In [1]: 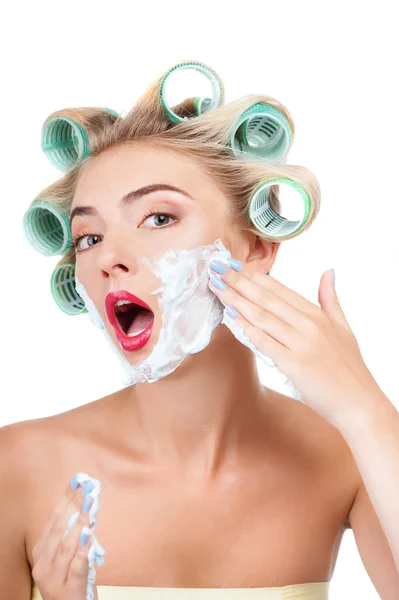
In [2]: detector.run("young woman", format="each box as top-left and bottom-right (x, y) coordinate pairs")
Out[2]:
(2, 60), (398, 600)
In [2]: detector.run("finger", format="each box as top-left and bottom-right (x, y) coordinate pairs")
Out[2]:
(209, 263), (315, 330)
(32, 475), (83, 561)
(209, 274), (300, 350)
(66, 525), (92, 591)
(211, 259), (320, 317)
(222, 298), (290, 366)
(55, 495), (94, 585)
(45, 481), (94, 568)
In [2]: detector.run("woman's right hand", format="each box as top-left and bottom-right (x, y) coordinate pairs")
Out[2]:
(31, 477), (99, 600)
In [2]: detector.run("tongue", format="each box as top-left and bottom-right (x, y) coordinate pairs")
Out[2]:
(127, 308), (154, 336)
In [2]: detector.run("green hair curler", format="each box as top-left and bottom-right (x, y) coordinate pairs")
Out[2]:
(193, 96), (213, 116)
(160, 60), (224, 123)
(41, 116), (90, 171)
(41, 107), (119, 171)
(50, 263), (87, 316)
(248, 178), (311, 239)
(23, 199), (71, 256)
(231, 102), (293, 162)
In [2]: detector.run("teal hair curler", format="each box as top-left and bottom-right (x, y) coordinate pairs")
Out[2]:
(230, 102), (293, 163)
(193, 96), (213, 116)
(248, 178), (312, 239)
(23, 199), (71, 256)
(41, 116), (90, 171)
(41, 107), (119, 172)
(50, 263), (87, 316)
(160, 60), (224, 123)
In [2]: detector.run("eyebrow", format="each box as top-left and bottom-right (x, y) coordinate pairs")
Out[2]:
(69, 183), (196, 227)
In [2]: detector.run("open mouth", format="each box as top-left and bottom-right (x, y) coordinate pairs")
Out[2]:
(105, 290), (155, 352)
(114, 300), (154, 337)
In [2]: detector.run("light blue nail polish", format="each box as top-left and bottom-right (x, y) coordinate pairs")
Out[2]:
(228, 258), (243, 272)
(82, 494), (93, 513)
(81, 480), (94, 496)
(80, 528), (89, 546)
(70, 474), (79, 490)
(226, 305), (239, 319)
(210, 259), (228, 274)
(210, 275), (227, 290)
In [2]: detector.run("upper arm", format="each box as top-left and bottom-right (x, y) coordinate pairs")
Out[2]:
(0, 422), (33, 599)
(349, 480), (399, 598)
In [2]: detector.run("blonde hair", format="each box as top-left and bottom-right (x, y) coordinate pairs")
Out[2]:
(33, 60), (321, 272)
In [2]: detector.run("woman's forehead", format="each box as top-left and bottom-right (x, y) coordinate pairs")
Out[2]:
(72, 144), (220, 208)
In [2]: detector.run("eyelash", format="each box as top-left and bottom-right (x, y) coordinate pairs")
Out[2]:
(71, 211), (177, 253)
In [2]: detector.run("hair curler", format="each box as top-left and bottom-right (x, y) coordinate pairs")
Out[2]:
(41, 107), (119, 172)
(248, 178), (312, 239)
(23, 199), (71, 256)
(50, 263), (87, 315)
(230, 102), (293, 163)
(159, 60), (224, 123)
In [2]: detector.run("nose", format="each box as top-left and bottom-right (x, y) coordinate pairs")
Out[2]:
(96, 226), (140, 278)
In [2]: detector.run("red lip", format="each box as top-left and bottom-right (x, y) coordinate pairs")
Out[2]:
(105, 290), (154, 352)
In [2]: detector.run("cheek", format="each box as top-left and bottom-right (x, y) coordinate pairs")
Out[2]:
(75, 261), (102, 307)
(171, 211), (229, 249)
(75, 261), (92, 287)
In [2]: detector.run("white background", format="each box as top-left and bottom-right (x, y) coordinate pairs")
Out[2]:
(1, 1), (398, 598)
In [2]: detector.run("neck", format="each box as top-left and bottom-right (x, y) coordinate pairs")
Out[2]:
(115, 327), (272, 485)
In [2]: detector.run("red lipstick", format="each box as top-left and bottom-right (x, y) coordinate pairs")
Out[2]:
(105, 290), (154, 352)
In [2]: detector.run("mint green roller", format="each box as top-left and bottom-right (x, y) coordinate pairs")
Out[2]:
(231, 102), (293, 163)
(248, 178), (311, 239)
(193, 96), (212, 115)
(41, 116), (90, 171)
(41, 108), (119, 171)
(160, 60), (224, 123)
(23, 199), (71, 256)
(50, 263), (87, 315)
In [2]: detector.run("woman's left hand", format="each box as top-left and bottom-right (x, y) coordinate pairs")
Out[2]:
(208, 258), (384, 427)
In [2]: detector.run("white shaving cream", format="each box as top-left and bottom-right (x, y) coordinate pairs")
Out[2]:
(75, 238), (301, 399)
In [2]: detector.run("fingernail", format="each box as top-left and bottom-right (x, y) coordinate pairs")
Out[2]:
(80, 525), (90, 546)
(82, 494), (93, 513)
(332, 269), (335, 287)
(227, 258), (243, 272)
(81, 480), (95, 496)
(226, 305), (239, 318)
(70, 474), (80, 490)
(210, 275), (227, 290)
(210, 259), (228, 274)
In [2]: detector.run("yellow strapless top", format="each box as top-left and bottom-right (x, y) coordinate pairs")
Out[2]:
(31, 580), (330, 599)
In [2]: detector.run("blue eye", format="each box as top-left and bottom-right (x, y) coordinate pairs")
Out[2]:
(141, 211), (177, 228)
(71, 232), (102, 253)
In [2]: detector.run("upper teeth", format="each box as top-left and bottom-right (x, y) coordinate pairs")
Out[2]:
(115, 300), (133, 306)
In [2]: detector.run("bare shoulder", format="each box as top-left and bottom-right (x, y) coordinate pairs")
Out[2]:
(0, 420), (45, 566)
(267, 389), (362, 525)
(271, 389), (359, 462)
(0, 418), (46, 479)
(0, 392), (115, 488)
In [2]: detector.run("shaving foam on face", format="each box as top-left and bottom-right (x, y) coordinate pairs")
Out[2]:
(75, 238), (301, 399)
